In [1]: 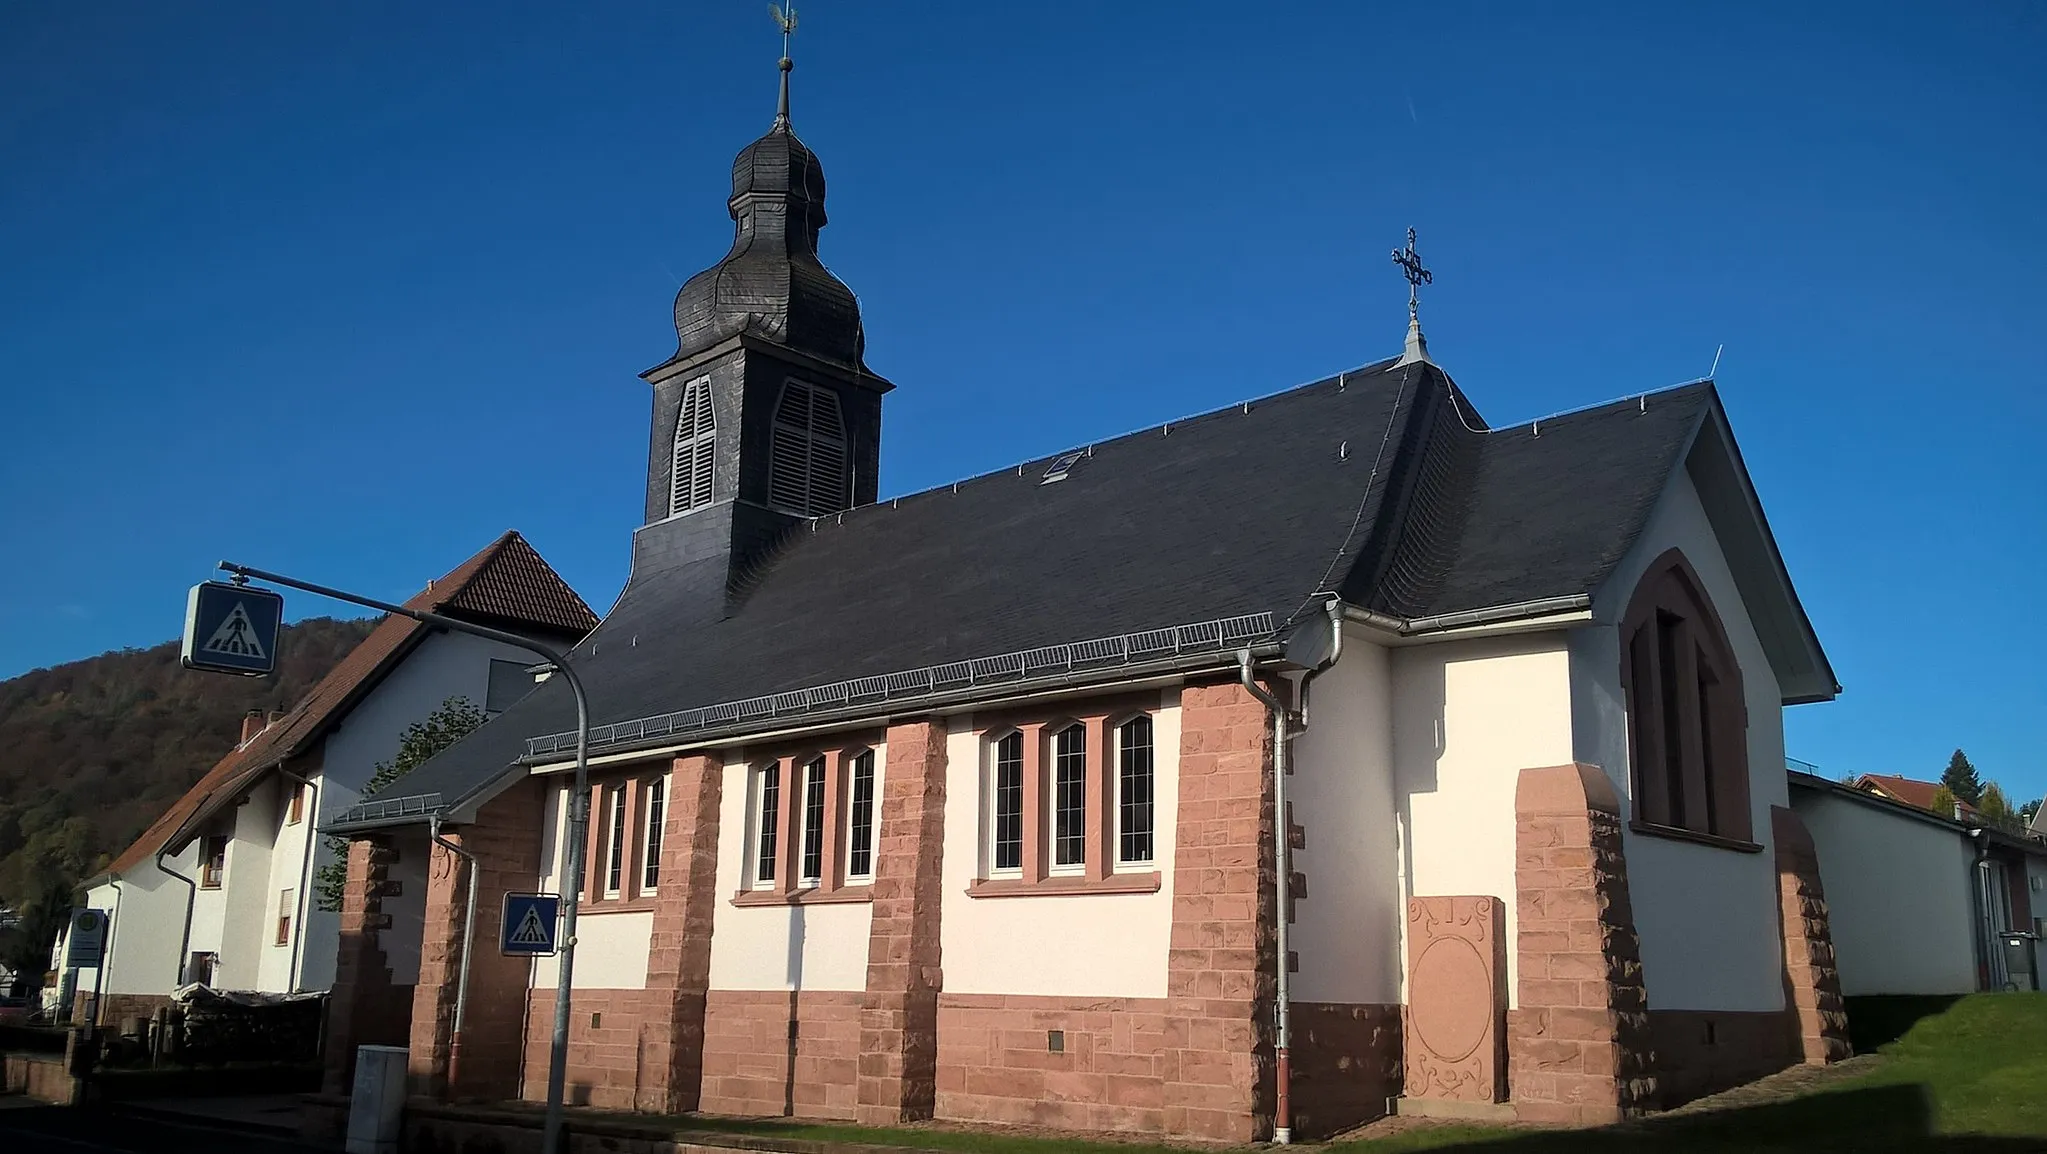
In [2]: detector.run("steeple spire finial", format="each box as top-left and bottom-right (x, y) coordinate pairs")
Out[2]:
(771, 3), (798, 129)
(1391, 227), (1434, 366)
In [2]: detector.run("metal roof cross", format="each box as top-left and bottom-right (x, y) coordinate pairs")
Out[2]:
(1391, 227), (1432, 320)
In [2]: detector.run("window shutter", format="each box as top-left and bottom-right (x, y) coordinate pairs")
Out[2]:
(669, 376), (716, 516)
(769, 381), (850, 516)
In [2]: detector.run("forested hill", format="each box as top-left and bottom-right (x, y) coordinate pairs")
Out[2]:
(0, 616), (376, 911)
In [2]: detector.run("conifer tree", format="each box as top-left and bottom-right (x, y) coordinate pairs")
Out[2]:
(1939, 749), (1984, 806)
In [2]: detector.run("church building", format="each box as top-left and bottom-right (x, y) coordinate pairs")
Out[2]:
(320, 35), (1850, 1142)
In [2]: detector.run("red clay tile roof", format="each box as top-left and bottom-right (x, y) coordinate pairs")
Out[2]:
(101, 532), (596, 876)
(1854, 773), (1981, 820)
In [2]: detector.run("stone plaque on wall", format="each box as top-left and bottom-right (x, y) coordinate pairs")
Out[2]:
(1403, 895), (1507, 1103)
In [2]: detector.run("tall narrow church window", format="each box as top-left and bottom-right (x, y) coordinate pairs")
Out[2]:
(1620, 549), (1752, 844)
(800, 755), (827, 884)
(768, 380), (848, 516)
(846, 749), (876, 881)
(754, 762), (781, 886)
(669, 375), (716, 516)
(640, 776), (665, 893)
(1117, 715), (1155, 865)
(1052, 725), (1087, 870)
(992, 732), (1024, 872)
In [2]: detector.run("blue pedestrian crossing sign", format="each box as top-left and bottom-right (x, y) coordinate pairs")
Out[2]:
(181, 581), (285, 677)
(502, 893), (560, 957)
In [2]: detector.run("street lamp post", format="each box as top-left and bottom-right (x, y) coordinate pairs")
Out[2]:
(214, 562), (592, 1154)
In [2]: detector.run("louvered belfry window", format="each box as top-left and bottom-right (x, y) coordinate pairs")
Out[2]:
(669, 375), (716, 516)
(768, 380), (848, 516)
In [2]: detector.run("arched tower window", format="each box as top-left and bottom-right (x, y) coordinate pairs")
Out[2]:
(1620, 549), (1752, 844)
(669, 375), (716, 516)
(768, 380), (847, 516)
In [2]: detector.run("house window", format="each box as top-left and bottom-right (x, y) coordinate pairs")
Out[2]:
(1117, 715), (1155, 865)
(201, 837), (228, 889)
(800, 756), (828, 884)
(754, 762), (781, 887)
(1621, 549), (1753, 844)
(603, 786), (627, 897)
(847, 749), (877, 881)
(669, 374), (716, 515)
(767, 380), (848, 516)
(641, 776), (665, 892)
(275, 888), (295, 947)
(286, 783), (305, 826)
(487, 659), (536, 715)
(1052, 725), (1087, 871)
(991, 732), (1025, 873)
(185, 952), (218, 987)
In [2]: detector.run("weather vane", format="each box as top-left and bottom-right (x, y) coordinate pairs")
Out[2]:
(1391, 227), (1432, 321)
(769, 4), (798, 127)
(772, 3), (798, 58)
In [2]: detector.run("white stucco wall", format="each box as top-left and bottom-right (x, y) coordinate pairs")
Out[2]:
(938, 694), (1181, 999)
(97, 845), (198, 995)
(1571, 467), (1790, 1013)
(1395, 635), (1574, 1009)
(1788, 788), (1978, 996)
(527, 775), (666, 990)
(256, 778), (314, 992)
(216, 779), (279, 990)
(1290, 634), (1401, 1005)
(706, 752), (876, 993)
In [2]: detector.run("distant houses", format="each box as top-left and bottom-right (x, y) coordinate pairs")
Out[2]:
(64, 532), (594, 1025)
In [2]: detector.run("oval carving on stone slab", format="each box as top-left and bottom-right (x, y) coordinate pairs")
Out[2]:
(1410, 936), (1492, 1063)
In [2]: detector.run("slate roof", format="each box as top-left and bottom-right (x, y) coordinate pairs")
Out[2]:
(102, 532), (597, 876)
(346, 361), (1735, 828)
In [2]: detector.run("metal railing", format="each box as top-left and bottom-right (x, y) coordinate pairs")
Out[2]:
(523, 611), (1276, 758)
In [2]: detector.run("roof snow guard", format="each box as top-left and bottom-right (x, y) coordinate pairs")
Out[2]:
(343, 792), (446, 824)
(522, 611), (1277, 759)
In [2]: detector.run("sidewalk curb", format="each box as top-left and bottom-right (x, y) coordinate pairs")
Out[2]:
(106, 1099), (305, 1141)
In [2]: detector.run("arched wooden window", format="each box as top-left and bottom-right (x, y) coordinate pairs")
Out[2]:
(669, 375), (716, 516)
(1620, 549), (1752, 844)
(768, 380), (847, 516)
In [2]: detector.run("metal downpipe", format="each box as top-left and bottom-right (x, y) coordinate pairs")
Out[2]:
(156, 851), (198, 990)
(1236, 596), (1344, 1145)
(430, 814), (481, 1094)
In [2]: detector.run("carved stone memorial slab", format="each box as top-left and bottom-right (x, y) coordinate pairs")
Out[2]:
(1403, 895), (1507, 1103)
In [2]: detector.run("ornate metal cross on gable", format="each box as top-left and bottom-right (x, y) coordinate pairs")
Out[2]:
(1391, 227), (1432, 319)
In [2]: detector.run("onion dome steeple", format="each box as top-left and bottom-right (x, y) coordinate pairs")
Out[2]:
(669, 9), (870, 374)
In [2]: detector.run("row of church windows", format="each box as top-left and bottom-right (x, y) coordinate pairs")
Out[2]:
(667, 375), (849, 520)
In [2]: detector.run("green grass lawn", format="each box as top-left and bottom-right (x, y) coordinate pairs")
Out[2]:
(547, 995), (2046, 1154)
(1329, 992), (2047, 1152)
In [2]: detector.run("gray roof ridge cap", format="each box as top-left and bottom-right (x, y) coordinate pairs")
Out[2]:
(1492, 377), (1714, 434)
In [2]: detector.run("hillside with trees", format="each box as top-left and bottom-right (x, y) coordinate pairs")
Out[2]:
(0, 617), (375, 918)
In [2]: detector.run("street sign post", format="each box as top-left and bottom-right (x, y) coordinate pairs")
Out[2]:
(68, 908), (107, 968)
(181, 581), (284, 676)
(501, 893), (560, 957)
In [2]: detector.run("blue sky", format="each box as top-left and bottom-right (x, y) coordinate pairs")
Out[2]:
(2, 4), (2041, 801)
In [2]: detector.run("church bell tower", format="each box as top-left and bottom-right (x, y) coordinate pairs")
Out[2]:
(633, 14), (891, 589)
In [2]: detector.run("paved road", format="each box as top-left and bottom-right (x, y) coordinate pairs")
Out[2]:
(0, 1099), (326, 1154)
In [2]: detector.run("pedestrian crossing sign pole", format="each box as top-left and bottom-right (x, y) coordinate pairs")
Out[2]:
(180, 580), (284, 676)
(502, 893), (560, 957)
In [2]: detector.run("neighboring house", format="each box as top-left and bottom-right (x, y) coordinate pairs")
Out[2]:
(77, 532), (596, 1025)
(1851, 773), (1981, 823)
(315, 48), (1853, 1142)
(1791, 770), (2047, 993)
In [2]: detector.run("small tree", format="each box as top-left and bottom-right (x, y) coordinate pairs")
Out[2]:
(1940, 749), (1983, 806)
(1930, 784), (1959, 821)
(1977, 783), (2019, 832)
(313, 696), (484, 913)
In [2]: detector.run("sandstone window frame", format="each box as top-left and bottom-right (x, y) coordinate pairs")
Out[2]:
(574, 769), (669, 912)
(844, 747), (880, 884)
(733, 739), (882, 907)
(1114, 712), (1157, 868)
(969, 703), (1164, 898)
(640, 774), (666, 894)
(1619, 548), (1760, 852)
